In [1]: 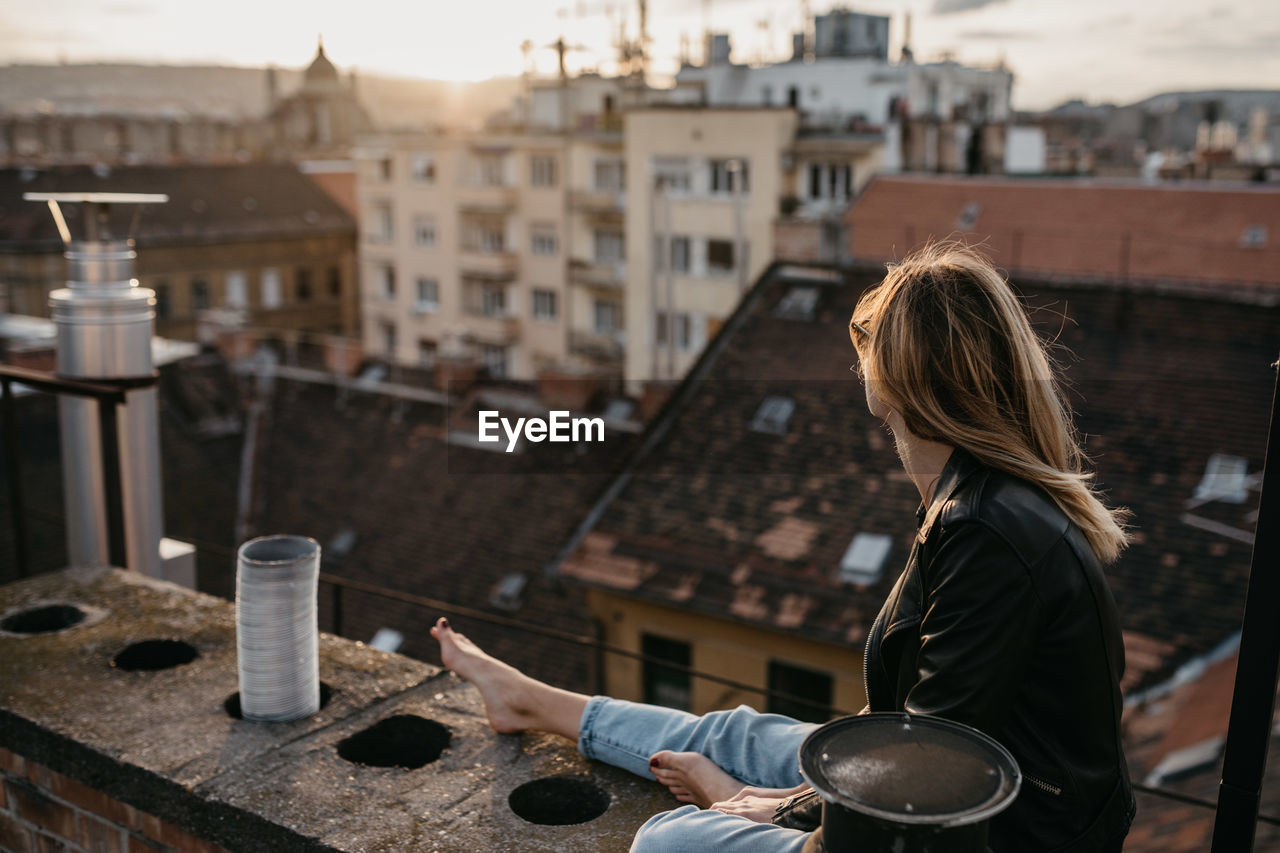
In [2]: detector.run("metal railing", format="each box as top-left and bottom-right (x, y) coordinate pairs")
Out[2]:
(0, 364), (155, 577)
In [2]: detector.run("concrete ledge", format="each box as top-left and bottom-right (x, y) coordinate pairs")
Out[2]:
(0, 568), (675, 851)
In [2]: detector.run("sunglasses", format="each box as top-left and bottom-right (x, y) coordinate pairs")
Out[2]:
(849, 318), (871, 374)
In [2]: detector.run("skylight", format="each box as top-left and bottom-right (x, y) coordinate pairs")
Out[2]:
(956, 201), (981, 230)
(1143, 735), (1225, 786)
(368, 628), (404, 653)
(839, 533), (893, 584)
(774, 286), (820, 320)
(750, 396), (796, 434)
(1240, 225), (1267, 249)
(1193, 454), (1249, 504)
(490, 572), (528, 611)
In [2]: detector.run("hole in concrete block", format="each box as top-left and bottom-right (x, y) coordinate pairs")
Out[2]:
(508, 776), (611, 825)
(1, 604), (85, 635)
(111, 640), (198, 672)
(336, 715), (450, 769)
(225, 683), (334, 719)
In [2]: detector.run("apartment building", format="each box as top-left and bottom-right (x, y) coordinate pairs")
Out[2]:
(356, 74), (663, 381)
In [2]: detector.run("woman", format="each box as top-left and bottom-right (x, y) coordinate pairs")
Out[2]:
(431, 243), (1136, 852)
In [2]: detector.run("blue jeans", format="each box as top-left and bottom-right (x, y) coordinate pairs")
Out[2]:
(577, 696), (819, 853)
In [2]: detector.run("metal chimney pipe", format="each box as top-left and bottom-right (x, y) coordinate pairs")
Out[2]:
(26, 192), (168, 578)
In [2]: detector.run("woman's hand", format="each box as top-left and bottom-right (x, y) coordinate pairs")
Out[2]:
(709, 784), (812, 824)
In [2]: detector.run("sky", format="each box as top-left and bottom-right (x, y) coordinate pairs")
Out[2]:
(1, 0), (1278, 110)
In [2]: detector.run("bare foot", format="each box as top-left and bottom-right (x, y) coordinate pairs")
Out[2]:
(429, 617), (543, 734)
(649, 751), (745, 808)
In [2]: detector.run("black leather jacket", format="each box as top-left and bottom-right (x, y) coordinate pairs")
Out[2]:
(863, 448), (1135, 852)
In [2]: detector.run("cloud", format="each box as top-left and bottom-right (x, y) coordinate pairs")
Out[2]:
(933, 0), (1009, 15)
(957, 29), (1041, 41)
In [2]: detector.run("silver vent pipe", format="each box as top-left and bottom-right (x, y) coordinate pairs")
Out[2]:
(24, 192), (168, 578)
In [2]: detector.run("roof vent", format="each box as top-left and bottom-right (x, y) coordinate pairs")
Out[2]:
(1194, 453), (1249, 504)
(1144, 735), (1225, 786)
(775, 286), (820, 320)
(956, 201), (981, 230)
(1240, 225), (1267, 249)
(839, 532), (893, 584)
(750, 396), (796, 435)
(490, 572), (528, 611)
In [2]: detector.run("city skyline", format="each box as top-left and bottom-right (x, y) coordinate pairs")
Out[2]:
(1, 0), (1278, 111)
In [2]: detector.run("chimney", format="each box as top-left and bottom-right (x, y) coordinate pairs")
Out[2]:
(26, 192), (168, 578)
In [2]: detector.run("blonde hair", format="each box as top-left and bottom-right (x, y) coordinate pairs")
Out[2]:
(850, 242), (1130, 563)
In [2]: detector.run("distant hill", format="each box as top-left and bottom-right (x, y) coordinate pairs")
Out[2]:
(1049, 89), (1280, 122)
(0, 63), (523, 131)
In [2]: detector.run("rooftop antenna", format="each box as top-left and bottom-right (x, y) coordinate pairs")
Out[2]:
(22, 192), (169, 579)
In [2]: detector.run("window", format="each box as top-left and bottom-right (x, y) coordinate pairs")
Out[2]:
(707, 239), (736, 273)
(477, 153), (505, 186)
(655, 311), (691, 350)
(768, 660), (832, 723)
(642, 633), (691, 710)
(653, 157), (691, 194)
(670, 236), (691, 273)
(191, 278), (210, 312)
(809, 163), (854, 201)
(380, 265), (396, 300)
(411, 153), (436, 183)
(261, 268), (282, 308)
(415, 277), (439, 312)
(465, 280), (507, 317)
(593, 299), (620, 334)
(153, 281), (171, 319)
(482, 344), (508, 378)
(788, 86), (799, 108)
(709, 159), (749, 195)
(377, 157), (392, 181)
(327, 266), (341, 298)
(414, 215), (437, 247)
(839, 532), (893, 584)
(531, 226), (559, 256)
(593, 159), (625, 192)
(532, 289), (558, 322)
(775, 286), (819, 320)
(225, 271), (247, 308)
(750, 396), (795, 435)
(417, 338), (437, 368)
(372, 201), (393, 242)
(295, 268), (312, 302)
(530, 154), (558, 187)
(593, 229), (625, 264)
(381, 321), (397, 357)
(464, 217), (507, 253)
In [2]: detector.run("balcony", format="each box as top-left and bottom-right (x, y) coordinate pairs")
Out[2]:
(569, 257), (626, 290)
(569, 188), (625, 215)
(459, 248), (519, 279)
(457, 184), (519, 212)
(569, 328), (624, 363)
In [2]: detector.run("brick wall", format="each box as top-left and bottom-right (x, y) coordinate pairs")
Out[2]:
(0, 747), (228, 853)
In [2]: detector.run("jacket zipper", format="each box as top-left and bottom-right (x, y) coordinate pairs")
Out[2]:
(1024, 773), (1063, 796)
(863, 608), (883, 706)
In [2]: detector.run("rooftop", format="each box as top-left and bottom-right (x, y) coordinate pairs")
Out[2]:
(0, 567), (673, 851)
(846, 175), (1280, 294)
(557, 260), (1278, 692)
(0, 163), (355, 253)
